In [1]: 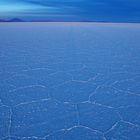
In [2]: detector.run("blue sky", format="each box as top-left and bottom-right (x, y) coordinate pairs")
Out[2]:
(0, 0), (140, 22)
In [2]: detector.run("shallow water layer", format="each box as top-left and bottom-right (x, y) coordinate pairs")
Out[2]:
(0, 22), (140, 140)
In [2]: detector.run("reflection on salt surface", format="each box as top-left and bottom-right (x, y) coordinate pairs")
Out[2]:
(0, 23), (140, 140)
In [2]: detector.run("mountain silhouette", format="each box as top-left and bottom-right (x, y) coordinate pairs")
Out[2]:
(8, 18), (24, 22)
(0, 18), (24, 22)
(0, 19), (6, 22)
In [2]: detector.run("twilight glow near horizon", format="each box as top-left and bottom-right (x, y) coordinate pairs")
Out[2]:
(0, 0), (140, 22)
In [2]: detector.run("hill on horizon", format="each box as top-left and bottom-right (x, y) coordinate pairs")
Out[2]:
(0, 18), (24, 22)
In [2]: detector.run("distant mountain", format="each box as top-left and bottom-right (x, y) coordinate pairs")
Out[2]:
(8, 18), (24, 22)
(0, 19), (6, 22)
(0, 18), (24, 22)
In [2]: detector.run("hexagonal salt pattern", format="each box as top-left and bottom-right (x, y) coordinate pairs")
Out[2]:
(0, 23), (140, 140)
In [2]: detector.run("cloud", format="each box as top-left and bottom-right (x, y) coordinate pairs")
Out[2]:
(0, 0), (140, 22)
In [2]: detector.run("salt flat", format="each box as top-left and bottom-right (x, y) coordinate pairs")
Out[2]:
(0, 22), (140, 140)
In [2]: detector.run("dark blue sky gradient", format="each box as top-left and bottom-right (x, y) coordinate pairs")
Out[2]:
(0, 0), (140, 22)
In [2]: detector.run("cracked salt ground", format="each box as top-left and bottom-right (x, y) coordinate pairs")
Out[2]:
(0, 23), (140, 140)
